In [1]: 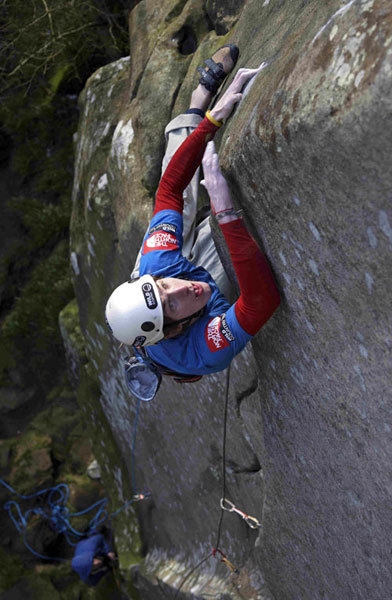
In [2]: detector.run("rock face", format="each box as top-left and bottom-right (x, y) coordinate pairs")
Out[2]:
(69, 0), (392, 598)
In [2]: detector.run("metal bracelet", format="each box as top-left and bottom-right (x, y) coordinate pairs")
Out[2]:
(214, 208), (243, 221)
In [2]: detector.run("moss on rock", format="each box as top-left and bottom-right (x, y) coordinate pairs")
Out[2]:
(0, 548), (25, 592)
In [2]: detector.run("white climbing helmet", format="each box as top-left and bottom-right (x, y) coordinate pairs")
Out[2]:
(105, 275), (164, 346)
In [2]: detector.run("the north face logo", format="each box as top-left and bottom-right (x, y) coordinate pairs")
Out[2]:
(205, 315), (234, 352)
(143, 231), (178, 253)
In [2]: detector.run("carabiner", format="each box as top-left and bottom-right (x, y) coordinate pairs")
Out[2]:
(212, 547), (239, 574)
(220, 497), (262, 529)
(244, 514), (262, 530)
(133, 492), (151, 501)
(220, 497), (236, 512)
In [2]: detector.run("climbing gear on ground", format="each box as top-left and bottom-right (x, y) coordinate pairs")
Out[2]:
(0, 478), (150, 562)
(198, 44), (239, 94)
(220, 498), (262, 530)
(106, 274), (164, 346)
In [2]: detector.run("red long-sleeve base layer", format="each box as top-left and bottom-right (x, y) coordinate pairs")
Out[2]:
(154, 117), (218, 215)
(221, 220), (280, 335)
(153, 116), (280, 336)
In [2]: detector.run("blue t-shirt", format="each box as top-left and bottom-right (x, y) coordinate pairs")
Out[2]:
(140, 209), (252, 375)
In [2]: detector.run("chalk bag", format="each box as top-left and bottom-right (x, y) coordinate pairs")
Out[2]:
(124, 355), (162, 402)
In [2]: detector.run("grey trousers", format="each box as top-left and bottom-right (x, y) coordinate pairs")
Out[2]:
(131, 113), (233, 301)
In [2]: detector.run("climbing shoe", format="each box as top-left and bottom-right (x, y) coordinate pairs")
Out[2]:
(197, 44), (239, 93)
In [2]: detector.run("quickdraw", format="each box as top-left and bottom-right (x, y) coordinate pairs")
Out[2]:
(212, 547), (239, 574)
(220, 497), (262, 530)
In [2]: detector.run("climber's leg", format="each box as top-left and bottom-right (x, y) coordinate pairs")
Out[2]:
(131, 90), (212, 279)
(131, 45), (239, 281)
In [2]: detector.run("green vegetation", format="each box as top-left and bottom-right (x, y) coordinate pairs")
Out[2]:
(0, 0), (130, 390)
(0, 548), (25, 592)
(0, 0), (130, 103)
(10, 196), (71, 249)
(0, 4), (138, 596)
(0, 240), (74, 386)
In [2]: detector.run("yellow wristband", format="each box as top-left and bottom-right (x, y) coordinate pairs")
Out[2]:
(206, 110), (223, 128)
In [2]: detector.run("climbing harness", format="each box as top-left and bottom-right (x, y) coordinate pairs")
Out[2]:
(220, 498), (262, 530)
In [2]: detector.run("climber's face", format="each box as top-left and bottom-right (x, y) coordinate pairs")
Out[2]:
(155, 277), (211, 322)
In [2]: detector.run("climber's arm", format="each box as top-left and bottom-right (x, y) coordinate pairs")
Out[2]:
(153, 117), (219, 215)
(201, 141), (280, 335)
(153, 67), (265, 216)
(221, 220), (281, 333)
(201, 141), (237, 223)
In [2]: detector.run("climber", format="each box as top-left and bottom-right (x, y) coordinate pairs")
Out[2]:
(105, 45), (280, 390)
(71, 526), (118, 586)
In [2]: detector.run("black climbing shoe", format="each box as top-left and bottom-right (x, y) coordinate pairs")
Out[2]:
(197, 44), (240, 94)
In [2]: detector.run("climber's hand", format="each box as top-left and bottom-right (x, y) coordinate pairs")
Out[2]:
(201, 141), (235, 220)
(209, 65), (263, 122)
